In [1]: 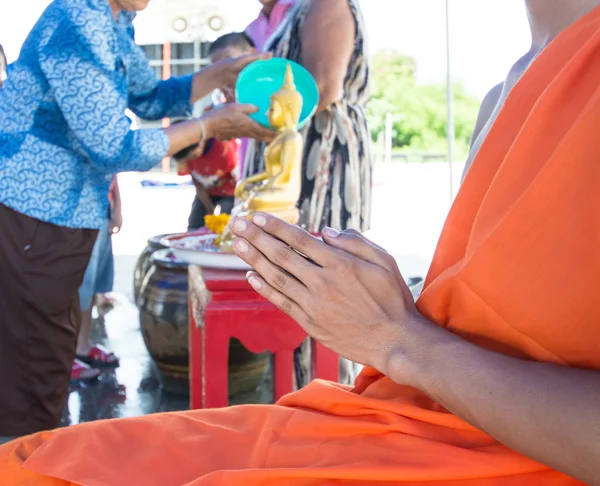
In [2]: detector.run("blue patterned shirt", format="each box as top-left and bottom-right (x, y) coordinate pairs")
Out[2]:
(0, 0), (193, 229)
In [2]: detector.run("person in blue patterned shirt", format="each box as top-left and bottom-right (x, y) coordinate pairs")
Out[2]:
(0, 0), (273, 440)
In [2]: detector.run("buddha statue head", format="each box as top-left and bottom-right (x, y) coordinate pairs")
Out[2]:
(267, 63), (303, 130)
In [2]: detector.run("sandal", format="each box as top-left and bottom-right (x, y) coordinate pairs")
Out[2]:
(71, 359), (101, 383)
(76, 344), (120, 368)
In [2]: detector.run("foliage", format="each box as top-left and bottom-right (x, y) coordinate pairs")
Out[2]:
(367, 50), (481, 159)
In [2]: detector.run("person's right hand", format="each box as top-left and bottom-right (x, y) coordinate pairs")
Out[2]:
(210, 52), (272, 89)
(202, 104), (275, 143)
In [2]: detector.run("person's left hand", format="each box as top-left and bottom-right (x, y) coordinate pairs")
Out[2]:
(231, 213), (419, 372)
(110, 207), (123, 234)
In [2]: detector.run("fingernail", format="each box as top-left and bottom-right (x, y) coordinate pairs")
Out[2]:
(322, 227), (339, 238)
(246, 271), (253, 279)
(233, 218), (247, 232)
(248, 276), (262, 289)
(253, 213), (267, 227)
(235, 239), (249, 253)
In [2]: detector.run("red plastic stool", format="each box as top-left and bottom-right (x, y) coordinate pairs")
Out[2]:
(188, 265), (339, 409)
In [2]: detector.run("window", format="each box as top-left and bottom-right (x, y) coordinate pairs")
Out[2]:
(137, 40), (213, 172)
(136, 40), (211, 129)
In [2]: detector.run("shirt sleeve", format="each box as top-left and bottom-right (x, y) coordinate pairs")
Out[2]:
(38, 15), (169, 173)
(126, 39), (194, 121)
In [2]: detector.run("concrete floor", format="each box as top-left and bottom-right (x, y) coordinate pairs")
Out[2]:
(62, 162), (462, 426)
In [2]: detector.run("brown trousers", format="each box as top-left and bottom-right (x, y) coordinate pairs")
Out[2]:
(0, 204), (96, 436)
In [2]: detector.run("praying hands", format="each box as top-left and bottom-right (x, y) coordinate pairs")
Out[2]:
(230, 213), (419, 374)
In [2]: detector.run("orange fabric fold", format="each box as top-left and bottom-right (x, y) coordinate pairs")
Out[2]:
(4, 6), (600, 485)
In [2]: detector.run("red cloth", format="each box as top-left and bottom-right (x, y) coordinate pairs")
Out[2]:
(177, 139), (238, 197)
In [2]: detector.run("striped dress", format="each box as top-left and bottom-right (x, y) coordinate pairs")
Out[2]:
(244, 0), (372, 233)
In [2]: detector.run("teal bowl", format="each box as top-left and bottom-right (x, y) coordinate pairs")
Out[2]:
(236, 58), (319, 129)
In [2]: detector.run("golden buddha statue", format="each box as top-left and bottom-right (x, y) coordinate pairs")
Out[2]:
(235, 63), (304, 222)
(213, 63), (304, 251)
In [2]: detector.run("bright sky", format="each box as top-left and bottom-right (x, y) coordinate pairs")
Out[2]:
(0, 0), (532, 98)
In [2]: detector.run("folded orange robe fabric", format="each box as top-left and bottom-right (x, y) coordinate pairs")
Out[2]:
(3, 7), (600, 485)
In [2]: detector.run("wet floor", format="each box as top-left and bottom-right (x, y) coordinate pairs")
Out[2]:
(61, 287), (276, 426)
(62, 297), (190, 427)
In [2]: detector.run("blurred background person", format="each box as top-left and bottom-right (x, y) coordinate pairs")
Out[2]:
(245, 0), (372, 234)
(246, 0), (296, 51)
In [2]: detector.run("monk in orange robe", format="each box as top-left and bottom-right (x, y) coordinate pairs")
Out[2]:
(3, 0), (600, 484)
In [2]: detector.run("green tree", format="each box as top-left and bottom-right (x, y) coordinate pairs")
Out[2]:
(367, 50), (480, 160)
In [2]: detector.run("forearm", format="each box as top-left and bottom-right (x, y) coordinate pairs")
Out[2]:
(164, 119), (208, 157)
(191, 67), (221, 105)
(301, 0), (355, 113)
(386, 315), (600, 485)
(315, 83), (343, 113)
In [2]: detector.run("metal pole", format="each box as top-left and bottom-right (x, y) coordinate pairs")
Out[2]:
(445, 0), (455, 202)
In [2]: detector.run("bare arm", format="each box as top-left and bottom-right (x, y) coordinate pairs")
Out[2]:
(301, 0), (355, 112)
(164, 120), (207, 157)
(388, 316), (600, 485)
(192, 178), (215, 214)
(166, 103), (275, 158)
(470, 82), (504, 148)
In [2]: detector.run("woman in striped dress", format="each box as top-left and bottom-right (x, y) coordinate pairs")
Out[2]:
(244, 0), (372, 233)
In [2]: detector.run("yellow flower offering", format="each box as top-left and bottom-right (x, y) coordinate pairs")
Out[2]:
(204, 213), (231, 237)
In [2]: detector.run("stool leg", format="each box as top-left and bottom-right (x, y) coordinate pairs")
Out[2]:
(189, 303), (203, 410)
(273, 350), (295, 402)
(204, 310), (231, 408)
(312, 340), (339, 383)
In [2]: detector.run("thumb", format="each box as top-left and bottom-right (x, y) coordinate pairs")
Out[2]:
(245, 51), (272, 62)
(257, 52), (273, 61)
(238, 52), (271, 68)
(322, 228), (393, 268)
(235, 103), (260, 114)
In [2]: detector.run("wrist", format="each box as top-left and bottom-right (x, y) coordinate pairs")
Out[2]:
(194, 65), (221, 96)
(200, 112), (217, 140)
(383, 314), (461, 391)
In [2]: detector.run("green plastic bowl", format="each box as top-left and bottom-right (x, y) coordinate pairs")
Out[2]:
(236, 58), (319, 129)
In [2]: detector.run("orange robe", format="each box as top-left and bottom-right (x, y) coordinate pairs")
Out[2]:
(3, 7), (600, 485)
